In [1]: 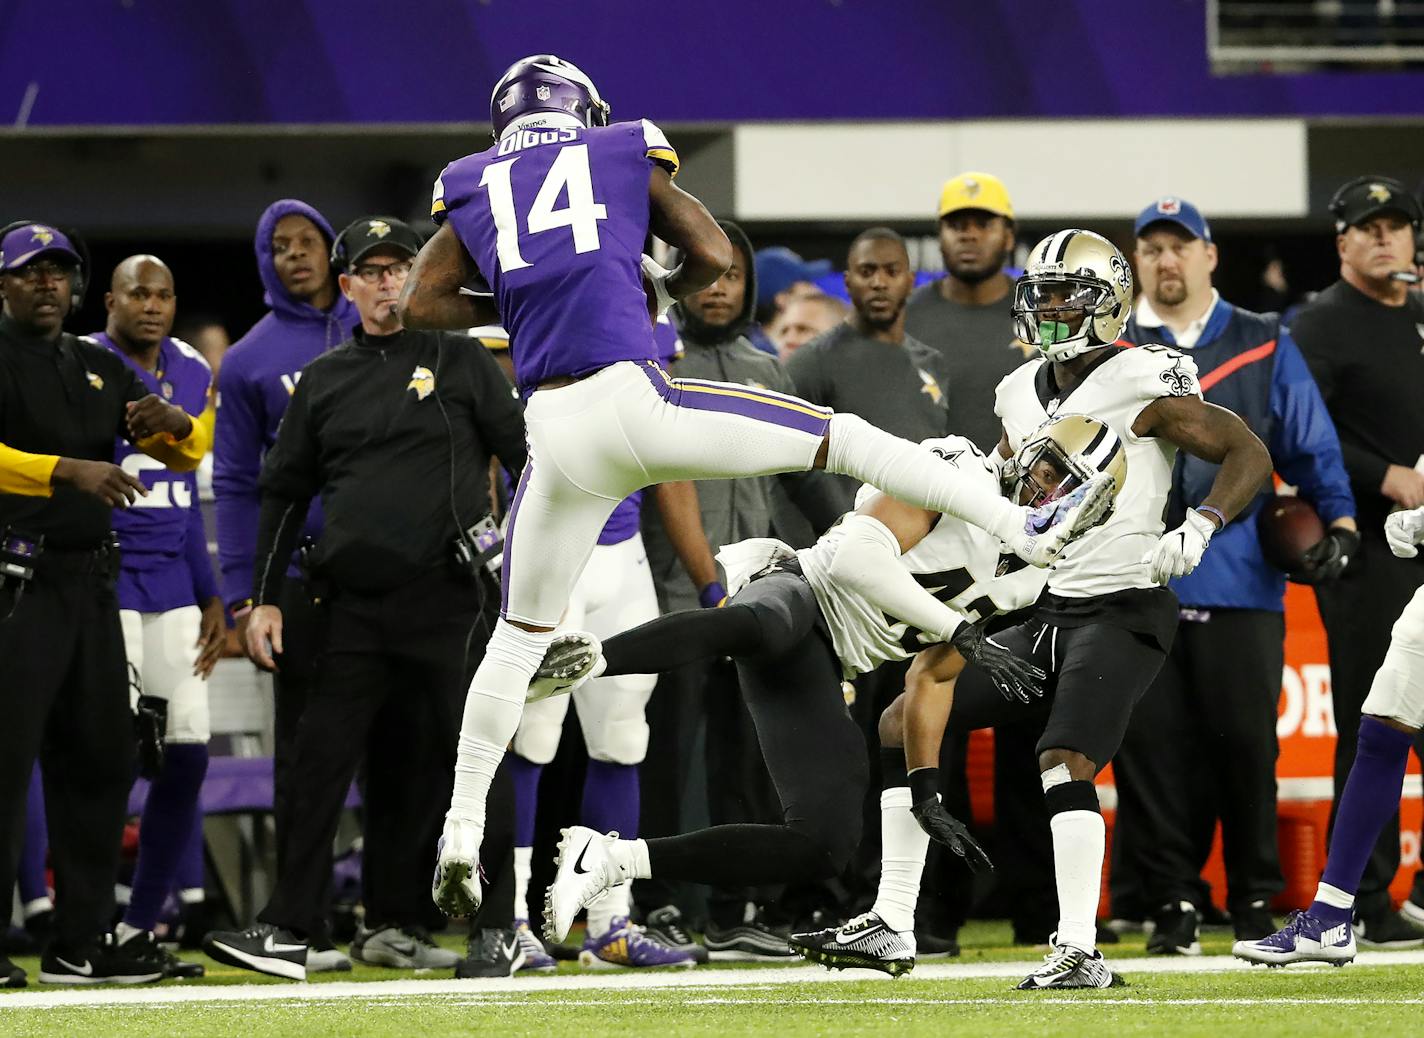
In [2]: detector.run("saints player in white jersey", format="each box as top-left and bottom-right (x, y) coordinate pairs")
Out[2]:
(794, 229), (1273, 989)
(526, 427), (1116, 946)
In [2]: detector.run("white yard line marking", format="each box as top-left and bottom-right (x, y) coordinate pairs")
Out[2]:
(2, 950), (1423, 1010)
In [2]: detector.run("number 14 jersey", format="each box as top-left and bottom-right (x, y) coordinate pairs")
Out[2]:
(433, 119), (680, 393)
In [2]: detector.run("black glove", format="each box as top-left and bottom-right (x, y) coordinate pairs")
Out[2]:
(134, 694), (168, 780)
(908, 767), (994, 872)
(951, 619), (1046, 704)
(1291, 527), (1360, 585)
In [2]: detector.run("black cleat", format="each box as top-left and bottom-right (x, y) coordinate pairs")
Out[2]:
(790, 912), (916, 977)
(1231, 900), (1275, 942)
(1147, 901), (1202, 956)
(1354, 911), (1424, 949)
(0, 954), (25, 988)
(914, 929), (961, 959)
(704, 912), (796, 961)
(120, 931), (205, 979)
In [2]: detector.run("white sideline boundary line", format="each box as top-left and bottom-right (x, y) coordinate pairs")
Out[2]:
(4, 950), (1424, 1010)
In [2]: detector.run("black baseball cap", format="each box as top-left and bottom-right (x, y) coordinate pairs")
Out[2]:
(1328, 176), (1423, 232)
(332, 217), (423, 270)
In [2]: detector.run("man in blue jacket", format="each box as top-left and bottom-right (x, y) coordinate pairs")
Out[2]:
(212, 200), (356, 971)
(1111, 198), (1358, 953)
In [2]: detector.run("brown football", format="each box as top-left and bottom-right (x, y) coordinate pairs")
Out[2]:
(1257, 494), (1325, 573)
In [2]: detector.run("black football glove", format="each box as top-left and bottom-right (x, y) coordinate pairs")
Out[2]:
(910, 798), (994, 872)
(951, 620), (1047, 704)
(134, 694), (168, 780)
(1291, 527), (1360, 585)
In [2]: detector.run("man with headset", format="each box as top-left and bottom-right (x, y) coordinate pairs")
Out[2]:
(0, 222), (206, 986)
(1291, 177), (1424, 943)
(204, 216), (529, 980)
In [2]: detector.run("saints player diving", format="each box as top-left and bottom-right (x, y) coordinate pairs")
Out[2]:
(396, 55), (1115, 918)
(529, 417), (1118, 947)
(793, 230), (1273, 989)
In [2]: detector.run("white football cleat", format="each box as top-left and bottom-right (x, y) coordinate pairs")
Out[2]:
(1005, 472), (1116, 568)
(432, 817), (483, 918)
(527, 632), (604, 703)
(543, 826), (628, 944)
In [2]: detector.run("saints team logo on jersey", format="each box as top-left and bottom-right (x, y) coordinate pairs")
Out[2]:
(1159, 359), (1195, 397)
(85, 371), (104, 391)
(917, 368), (944, 406)
(407, 365), (435, 401)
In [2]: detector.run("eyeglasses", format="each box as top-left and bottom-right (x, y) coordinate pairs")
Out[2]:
(351, 259), (413, 284)
(8, 261), (74, 284)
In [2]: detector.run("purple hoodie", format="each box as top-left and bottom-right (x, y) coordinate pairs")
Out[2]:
(213, 199), (356, 609)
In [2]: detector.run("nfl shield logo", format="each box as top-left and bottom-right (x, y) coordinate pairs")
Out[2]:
(536, 85), (551, 101)
(161, 382), (174, 400)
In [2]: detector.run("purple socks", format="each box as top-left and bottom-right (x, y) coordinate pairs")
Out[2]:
(581, 760), (640, 838)
(1310, 717), (1414, 926)
(508, 754), (543, 849)
(125, 744), (209, 932)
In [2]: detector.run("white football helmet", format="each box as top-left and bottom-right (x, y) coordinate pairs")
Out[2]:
(1012, 229), (1133, 362)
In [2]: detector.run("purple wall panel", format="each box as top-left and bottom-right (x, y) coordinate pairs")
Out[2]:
(0, 0), (1420, 126)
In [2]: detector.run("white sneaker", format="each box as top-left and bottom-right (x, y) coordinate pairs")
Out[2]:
(1006, 472), (1116, 567)
(543, 826), (627, 944)
(432, 817), (483, 918)
(527, 632), (603, 703)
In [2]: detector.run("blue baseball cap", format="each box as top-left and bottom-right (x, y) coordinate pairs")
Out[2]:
(1134, 197), (1212, 244)
(755, 247), (833, 303)
(0, 223), (82, 272)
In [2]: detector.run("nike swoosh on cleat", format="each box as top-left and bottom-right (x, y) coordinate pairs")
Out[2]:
(502, 938), (519, 961)
(572, 839), (594, 875)
(55, 957), (93, 976)
(262, 935), (307, 954)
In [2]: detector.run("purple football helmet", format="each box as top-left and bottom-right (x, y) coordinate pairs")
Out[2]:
(489, 55), (611, 139)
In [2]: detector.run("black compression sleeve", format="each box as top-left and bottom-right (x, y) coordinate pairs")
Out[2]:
(600, 603), (766, 676)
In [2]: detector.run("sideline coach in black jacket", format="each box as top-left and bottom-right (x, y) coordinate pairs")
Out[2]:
(204, 217), (527, 980)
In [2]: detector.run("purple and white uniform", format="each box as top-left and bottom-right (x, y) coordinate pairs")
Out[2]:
(434, 120), (831, 627)
(96, 332), (216, 743)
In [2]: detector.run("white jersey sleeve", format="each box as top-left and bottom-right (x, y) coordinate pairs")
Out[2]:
(1113, 343), (1202, 441)
(640, 119), (680, 176)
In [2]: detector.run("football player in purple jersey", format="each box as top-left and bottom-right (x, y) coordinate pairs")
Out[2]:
(399, 55), (1116, 917)
(95, 256), (222, 979)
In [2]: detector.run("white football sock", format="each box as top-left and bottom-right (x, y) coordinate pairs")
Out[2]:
(449, 622), (557, 845)
(871, 786), (927, 934)
(513, 846), (533, 922)
(1314, 882), (1355, 911)
(587, 884), (632, 939)
(1050, 810), (1105, 954)
(825, 413), (1020, 541)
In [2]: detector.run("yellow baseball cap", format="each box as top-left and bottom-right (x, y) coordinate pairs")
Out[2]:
(937, 171), (1014, 220)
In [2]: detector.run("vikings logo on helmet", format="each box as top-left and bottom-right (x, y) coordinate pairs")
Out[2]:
(488, 54), (611, 140)
(407, 365), (435, 401)
(30, 226), (55, 247)
(367, 220), (392, 239)
(1368, 183), (1393, 204)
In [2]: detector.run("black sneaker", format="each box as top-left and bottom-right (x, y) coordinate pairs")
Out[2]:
(1147, 901), (1202, 956)
(704, 913), (795, 961)
(0, 954), (25, 988)
(1017, 943), (1124, 989)
(790, 911), (915, 977)
(117, 931), (205, 980)
(1354, 911), (1424, 949)
(913, 929), (960, 959)
(204, 923), (308, 980)
(1231, 900), (1275, 942)
(641, 906), (709, 965)
(39, 934), (164, 985)
(455, 928), (523, 978)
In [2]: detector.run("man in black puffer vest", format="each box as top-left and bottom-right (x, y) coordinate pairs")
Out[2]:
(1111, 198), (1357, 953)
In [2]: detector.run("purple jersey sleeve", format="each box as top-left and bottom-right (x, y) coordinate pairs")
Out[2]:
(213, 355), (266, 609)
(434, 120), (677, 392)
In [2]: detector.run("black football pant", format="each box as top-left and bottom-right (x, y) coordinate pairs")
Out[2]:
(602, 569), (868, 888)
(1112, 609), (1285, 916)
(0, 555), (133, 948)
(1315, 535), (1424, 919)
(260, 569), (504, 935)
